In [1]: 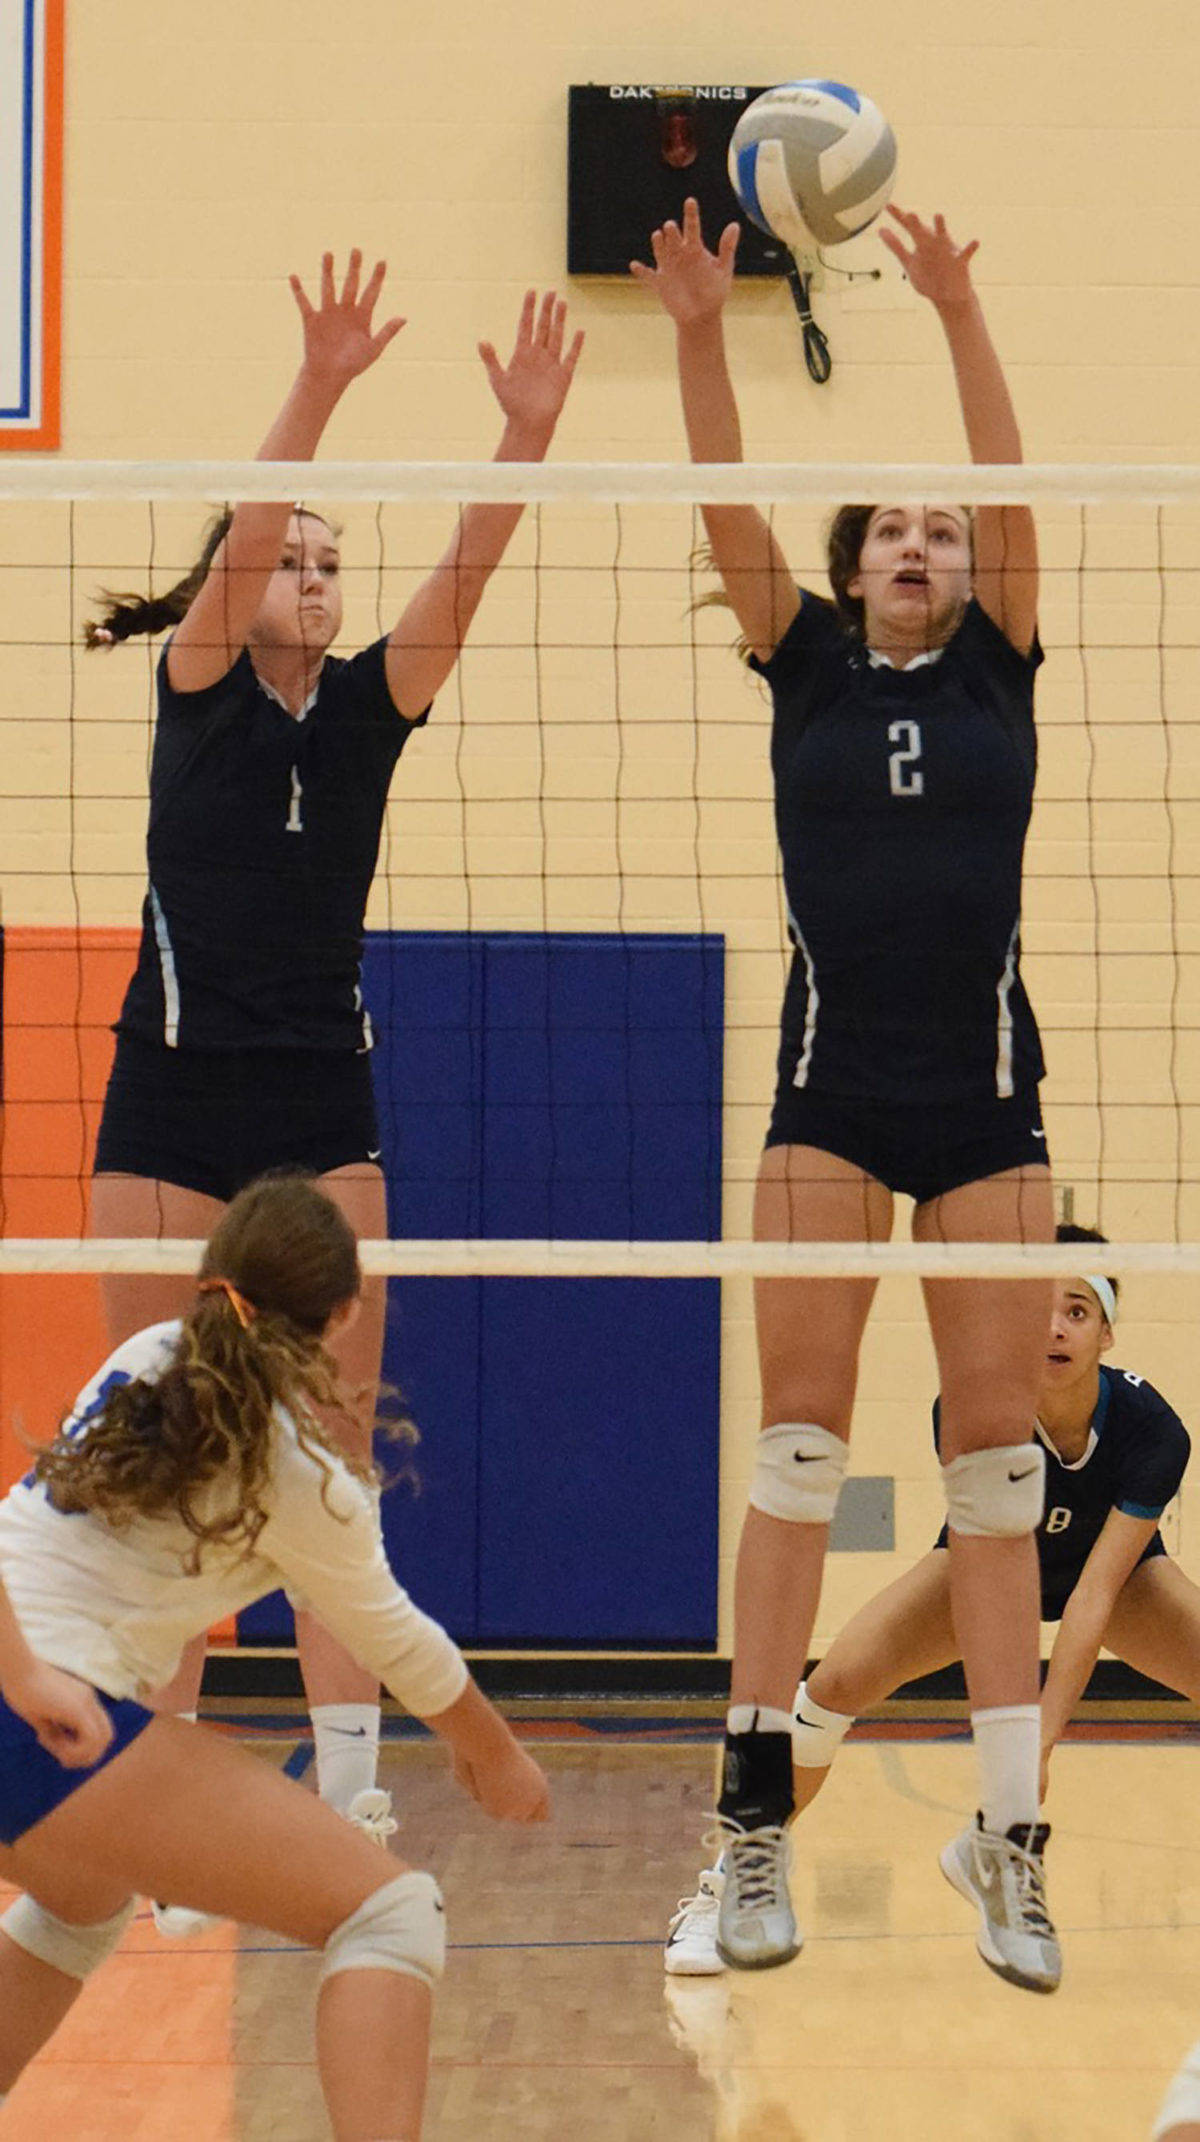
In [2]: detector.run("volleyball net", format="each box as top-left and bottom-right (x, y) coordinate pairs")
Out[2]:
(0, 457), (1198, 1284)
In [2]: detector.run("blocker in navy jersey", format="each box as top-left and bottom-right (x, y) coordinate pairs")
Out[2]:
(934, 1365), (1190, 1618)
(752, 592), (1045, 1107)
(117, 639), (425, 1053)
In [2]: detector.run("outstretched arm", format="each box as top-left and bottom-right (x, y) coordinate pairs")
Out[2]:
(383, 290), (583, 720)
(880, 207), (1037, 655)
(630, 198), (798, 664)
(0, 1579), (113, 1768)
(168, 251), (405, 694)
(1038, 1510), (1157, 1800)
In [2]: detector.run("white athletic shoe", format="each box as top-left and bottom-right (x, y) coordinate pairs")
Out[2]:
(714, 1819), (801, 1971)
(150, 1899), (221, 1940)
(664, 1865), (725, 1976)
(346, 1787), (398, 1847)
(939, 1813), (1061, 1994)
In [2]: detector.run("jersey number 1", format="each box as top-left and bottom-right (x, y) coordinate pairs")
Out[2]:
(887, 719), (924, 798)
(286, 767), (304, 834)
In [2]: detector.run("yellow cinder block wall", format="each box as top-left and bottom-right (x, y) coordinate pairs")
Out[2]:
(5, 1), (1200, 1653)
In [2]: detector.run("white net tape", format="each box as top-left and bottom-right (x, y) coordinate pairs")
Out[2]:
(2, 460), (1200, 503)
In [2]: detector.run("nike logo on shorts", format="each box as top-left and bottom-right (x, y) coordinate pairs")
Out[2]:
(1008, 1466), (1038, 1483)
(367, 1149), (383, 1162)
(1030, 1130), (1046, 1140)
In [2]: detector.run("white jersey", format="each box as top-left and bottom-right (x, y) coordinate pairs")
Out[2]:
(0, 1321), (467, 1717)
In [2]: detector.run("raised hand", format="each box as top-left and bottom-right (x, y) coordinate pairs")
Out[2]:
(5, 1659), (114, 1768)
(630, 196), (740, 326)
(478, 289), (584, 442)
(288, 250), (406, 386)
(879, 207), (979, 309)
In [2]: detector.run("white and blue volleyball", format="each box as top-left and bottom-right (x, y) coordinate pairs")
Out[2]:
(728, 80), (897, 249)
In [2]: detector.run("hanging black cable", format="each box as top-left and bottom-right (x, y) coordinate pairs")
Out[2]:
(784, 259), (832, 385)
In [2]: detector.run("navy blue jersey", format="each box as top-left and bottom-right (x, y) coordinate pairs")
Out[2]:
(750, 593), (1045, 1104)
(933, 1365), (1190, 1615)
(118, 641), (424, 1052)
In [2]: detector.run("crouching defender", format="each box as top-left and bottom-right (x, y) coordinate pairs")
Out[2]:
(666, 1226), (1192, 1995)
(0, 1174), (549, 2141)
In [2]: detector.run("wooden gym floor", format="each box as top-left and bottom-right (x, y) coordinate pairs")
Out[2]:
(2, 1712), (1198, 2140)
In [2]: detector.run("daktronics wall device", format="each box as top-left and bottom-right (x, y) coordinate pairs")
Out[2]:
(567, 85), (787, 278)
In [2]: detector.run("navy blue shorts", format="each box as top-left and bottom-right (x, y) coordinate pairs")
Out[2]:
(765, 1082), (1050, 1205)
(0, 1687), (154, 1845)
(95, 1032), (382, 1204)
(930, 1529), (1168, 1621)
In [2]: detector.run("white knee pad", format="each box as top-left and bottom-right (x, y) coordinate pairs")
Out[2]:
(942, 1441), (1045, 1538)
(320, 1871), (446, 1991)
(791, 1679), (855, 1769)
(0, 1894), (136, 1979)
(749, 1422), (848, 1525)
(1154, 2040), (1200, 2138)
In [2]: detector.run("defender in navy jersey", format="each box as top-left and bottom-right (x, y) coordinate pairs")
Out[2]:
(0, 1177), (549, 2137)
(667, 1229), (1200, 1982)
(636, 200), (1056, 1986)
(84, 253), (582, 1891)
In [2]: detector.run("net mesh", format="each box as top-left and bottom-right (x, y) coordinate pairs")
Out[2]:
(0, 459), (1197, 1275)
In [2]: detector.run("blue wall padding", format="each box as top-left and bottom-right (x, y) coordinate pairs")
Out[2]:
(237, 930), (723, 1651)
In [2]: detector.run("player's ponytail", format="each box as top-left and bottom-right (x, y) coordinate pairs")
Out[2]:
(33, 1174), (378, 1560)
(83, 510), (234, 648)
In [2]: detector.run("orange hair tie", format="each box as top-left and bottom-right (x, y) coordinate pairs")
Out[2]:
(197, 1277), (256, 1330)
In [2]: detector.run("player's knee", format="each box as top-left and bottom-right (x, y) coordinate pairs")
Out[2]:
(749, 1422), (848, 1525)
(320, 1871), (446, 1991)
(790, 1678), (855, 1768)
(941, 1441), (1045, 1538)
(0, 1894), (136, 1980)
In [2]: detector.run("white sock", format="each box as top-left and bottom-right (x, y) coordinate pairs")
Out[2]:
(176, 1710), (198, 1725)
(311, 1705), (381, 1813)
(971, 1705), (1041, 1835)
(726, 1704), (794, 1738)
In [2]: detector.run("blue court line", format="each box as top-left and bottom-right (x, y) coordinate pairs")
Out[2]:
(282, 1743), (313, 1781)
(130, 1913), (1200, 1960)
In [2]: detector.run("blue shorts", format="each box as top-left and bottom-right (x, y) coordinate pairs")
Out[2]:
(930, 1528), (1168, 1622)
(765, 1083), (1050, 1205)
(94, 1032), (381, 1204)
(0, 1686), (154, 1845)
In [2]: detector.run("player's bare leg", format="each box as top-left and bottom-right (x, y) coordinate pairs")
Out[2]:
(919, 1165), (1059, 1992)
(714, 1145), (890, 1969)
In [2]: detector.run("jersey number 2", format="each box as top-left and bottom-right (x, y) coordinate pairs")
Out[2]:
(887, 719), (924, 798)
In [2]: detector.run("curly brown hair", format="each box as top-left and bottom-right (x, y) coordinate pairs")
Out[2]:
(83, 507), (338, 648)
(34, 1174), (373, 1564)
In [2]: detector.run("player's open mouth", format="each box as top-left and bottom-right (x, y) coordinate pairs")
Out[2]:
(1046, 1351), (1071, 1365)
(893, 570), (929, 587)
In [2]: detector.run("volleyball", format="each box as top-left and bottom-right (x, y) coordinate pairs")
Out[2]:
(727, 80), (897, 251)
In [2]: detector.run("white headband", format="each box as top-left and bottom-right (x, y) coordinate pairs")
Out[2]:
(1084, 1274), (1117, 1327)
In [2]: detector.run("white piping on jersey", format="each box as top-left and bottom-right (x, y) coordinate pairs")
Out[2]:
(1034, 1417), (1098, 1471)
(148, 884), (181, 1049)
(866, 645), (945, 672)
(787, 908), (820, 1091)
(995, 921), (1020, 1099)
(354, 979), (374, 1053)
